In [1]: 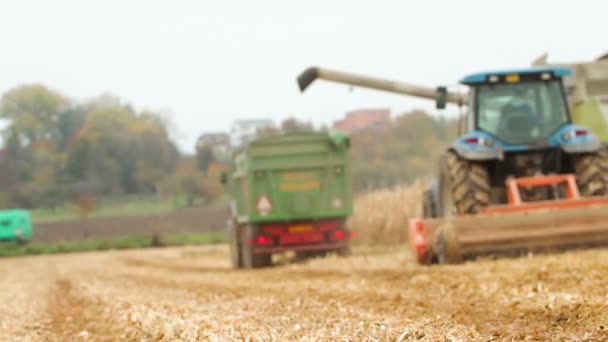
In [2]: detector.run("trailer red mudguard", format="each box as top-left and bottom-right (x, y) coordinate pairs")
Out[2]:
(248, 218), (352, 254)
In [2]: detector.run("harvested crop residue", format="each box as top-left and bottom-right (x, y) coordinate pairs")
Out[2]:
(1, 245), (607, 341)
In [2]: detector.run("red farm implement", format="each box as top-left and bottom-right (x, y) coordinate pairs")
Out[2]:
(410, 174), (608, 264)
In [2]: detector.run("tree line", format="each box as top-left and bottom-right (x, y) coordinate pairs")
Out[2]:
(0, 84), (224, 210)
(0, 82), (456, 210)
(349, 110), (458, 191)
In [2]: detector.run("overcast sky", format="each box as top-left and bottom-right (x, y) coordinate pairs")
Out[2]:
(0, 0), (606, 152)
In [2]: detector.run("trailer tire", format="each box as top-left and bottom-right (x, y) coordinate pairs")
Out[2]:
(240, 228), (272, 268)
(295, 250), (328, 262)
(336, 246), (351, 257)
(228, 220), (242, 269)
(440, 151), (491, 215)
(15, 236), (29, 246)
(573, 148), (608, 197)
(436, 223), (463, 264)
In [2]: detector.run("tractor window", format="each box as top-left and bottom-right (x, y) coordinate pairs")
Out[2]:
(476, 80), (569, 144)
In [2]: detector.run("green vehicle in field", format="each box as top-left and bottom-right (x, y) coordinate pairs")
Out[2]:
(225, 131), (353, 268)
(532, 53), (608, 142)
(0, 210), (33, 244)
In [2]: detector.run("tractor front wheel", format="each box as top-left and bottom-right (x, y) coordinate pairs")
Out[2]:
(439, 151), (491, 216)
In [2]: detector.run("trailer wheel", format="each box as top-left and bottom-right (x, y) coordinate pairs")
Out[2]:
(436, 223), (463, 264)
(336, 246), (351, 257)
(240, 228), (272, 268)
(228, 220), (242, 269)
(295, 250), (327, 262)
(439, 151), (491, 215)
(15, 237), (29, 246)
(573, 148), (608, 197)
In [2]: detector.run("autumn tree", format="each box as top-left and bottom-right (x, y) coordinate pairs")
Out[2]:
(0, 84), (66, 145)
(0, 85), (69, 207)
(0, 85), (185, 208)
(196, 145), (215, 173)
(348, 110), (458, 191)
(65, 106), (179, 195)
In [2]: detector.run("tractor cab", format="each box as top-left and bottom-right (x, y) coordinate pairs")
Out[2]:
(462, 67), (572, 145)
(438, 67), (602, 161)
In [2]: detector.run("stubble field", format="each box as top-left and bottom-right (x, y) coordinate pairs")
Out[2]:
(2, 185), (608, 341)
(1, 244), (607, 341)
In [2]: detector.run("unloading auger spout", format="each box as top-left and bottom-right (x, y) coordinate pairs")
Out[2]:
(297, 66), (468, 106)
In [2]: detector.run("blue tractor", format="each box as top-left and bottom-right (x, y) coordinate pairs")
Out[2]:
(428, 66), (608, 218)
(298, 65), (608, 263)
(297, 66), (608, 216)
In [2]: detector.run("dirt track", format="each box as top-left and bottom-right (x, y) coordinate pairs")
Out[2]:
(1, 246), (607, 341)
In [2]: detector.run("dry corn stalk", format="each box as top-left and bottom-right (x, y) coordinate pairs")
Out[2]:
(348, 181), (424, 245)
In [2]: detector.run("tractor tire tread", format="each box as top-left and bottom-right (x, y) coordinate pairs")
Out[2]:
(444, 151), (491, 214)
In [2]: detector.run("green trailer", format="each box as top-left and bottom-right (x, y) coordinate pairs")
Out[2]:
(226, 131), (353, 268)
(0, 210), (33, 244)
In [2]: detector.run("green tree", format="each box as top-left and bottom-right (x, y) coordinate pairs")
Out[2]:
(66, 106), (179, 195)
(56, 107), (87, 151)
(349, 110), (458, 191)
(0, 84), (66, 144)
(196, 145), (215, 173)
(0, 86), (184, 209)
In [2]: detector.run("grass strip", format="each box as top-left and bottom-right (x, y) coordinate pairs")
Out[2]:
(0, 232), (227, 258)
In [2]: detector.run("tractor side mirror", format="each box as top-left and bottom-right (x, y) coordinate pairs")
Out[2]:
(220, 171), (228, 186)
(436, 86), (448, 110)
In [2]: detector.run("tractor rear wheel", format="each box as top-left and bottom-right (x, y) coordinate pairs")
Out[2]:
(439, 151), (491, 216)
(573, 148), (608, 197)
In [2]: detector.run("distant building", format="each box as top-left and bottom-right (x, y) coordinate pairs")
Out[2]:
(332, 109), (391, 134)
(230, 119), (274, 147)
